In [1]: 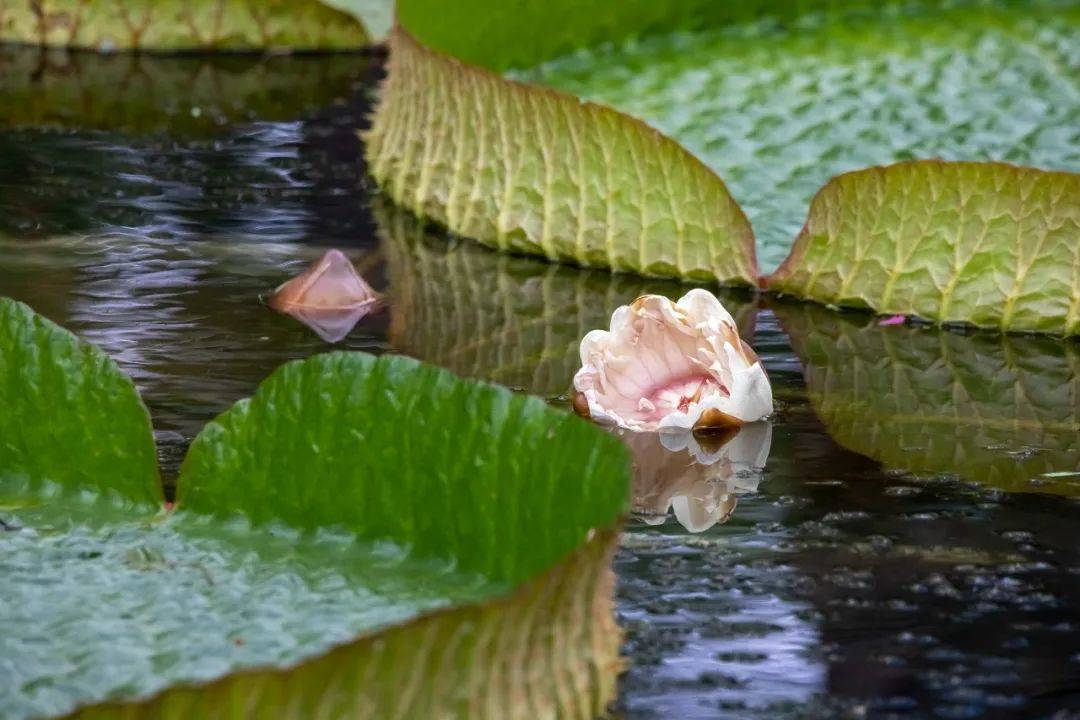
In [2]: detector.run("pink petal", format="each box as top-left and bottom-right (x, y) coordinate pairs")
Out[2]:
(878, 314), (907, 326)
(270, 249), (383, 343)
(573, 290), (772, 431)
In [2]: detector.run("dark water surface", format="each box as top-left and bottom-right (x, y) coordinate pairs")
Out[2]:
(2, 50), (1079, 719)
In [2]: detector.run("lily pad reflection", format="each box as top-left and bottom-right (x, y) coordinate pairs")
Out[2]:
(379, 203), (757, 398)
(0, 48), (371, 135)
(777, 302), (1080, 495)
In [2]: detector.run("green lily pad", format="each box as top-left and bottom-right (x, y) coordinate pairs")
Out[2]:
(377, 0), (1078, 279)
(1, 301), (629, 718)
(0, 47), (373, 134)
(379, 203), (758, 398)
(0, 0), (368, 51)
(769, 161), (1080, 335)
(178, 352), (629, 586)
(0, 297), (160, 509)
(777, 301), (1080, 495)
(366, 24), (757, 286)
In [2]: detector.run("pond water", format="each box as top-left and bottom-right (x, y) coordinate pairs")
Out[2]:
(2, 49), (1079, 719)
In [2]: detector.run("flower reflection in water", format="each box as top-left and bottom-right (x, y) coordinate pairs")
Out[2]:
(623, 421), (772, 533)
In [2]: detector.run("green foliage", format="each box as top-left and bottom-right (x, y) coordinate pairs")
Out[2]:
(68, 529), (622, 720)
(397, 0), (891, 71)
(0, 297), (160, 510)
(179, 351), (629, 586)
(321, 0), (394, 39)
(778, 301), (1080, 494)
(520, 1), (1080, 271)
(379, 0), (1080, 321)
(367, 27), (757, 286)
(770, 161), (1080, 335)
(0, 302), (628, 718)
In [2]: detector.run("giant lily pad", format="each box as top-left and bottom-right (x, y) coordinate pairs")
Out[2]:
(367, 22), (757, 286)
(0, 299), (629, 718)
(379, 203), (757, 398)
(510, 1), (1080, 272)
(374, 0), (1079, 282)
(0, 298), (160, 508)
(777, 301), (1080, 495)
(769, 161), (1080, 336)
(0, 0), (368, 51)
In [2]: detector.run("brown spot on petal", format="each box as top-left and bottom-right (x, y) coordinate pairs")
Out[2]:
(695, 408), (744, 431)
(269, 249), (382, 343)
(572, 391), (591, 419)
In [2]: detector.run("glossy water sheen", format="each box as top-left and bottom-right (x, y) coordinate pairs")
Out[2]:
(1, 49), (1079, 719)
(516, 2), (1080, 271)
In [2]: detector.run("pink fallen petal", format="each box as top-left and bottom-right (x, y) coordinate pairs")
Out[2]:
(269, 249), (382, 343)
(879, 314), (907, 326)
(572, 289), (773, 432)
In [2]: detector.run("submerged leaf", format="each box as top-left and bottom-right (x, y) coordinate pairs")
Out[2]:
(0, 297), (160, 510)
(269, 249), (383, 343)
(778, 302), (1080, 495)
(0, 0), (368, 51)
(366, 26), (757, 285)
(770, 161), (1080, 335)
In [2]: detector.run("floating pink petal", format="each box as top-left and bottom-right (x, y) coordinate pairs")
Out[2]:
(269, 249), (382, 343)
(878, 314), (907, 326)
(572, 289), (772, 432)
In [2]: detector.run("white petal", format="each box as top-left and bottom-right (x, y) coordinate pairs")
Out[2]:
(676, 288), (736, 331)
(572, 290), (772, 433)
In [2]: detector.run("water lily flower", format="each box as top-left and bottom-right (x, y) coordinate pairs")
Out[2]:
(573, 289), (772, 432)
(269, 249), (382, 343)
(626, 422), (771, 533)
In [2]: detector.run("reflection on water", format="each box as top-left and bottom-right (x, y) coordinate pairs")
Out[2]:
(777, 301), (1080, 495)
(2, 55), (1080, 719)
(625, 423), (771, 533)
(617, 312), (1080, 718)
(0, 60), (377, 242)
(380, 202), (756, 399)
(0, 47), (374, 135)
